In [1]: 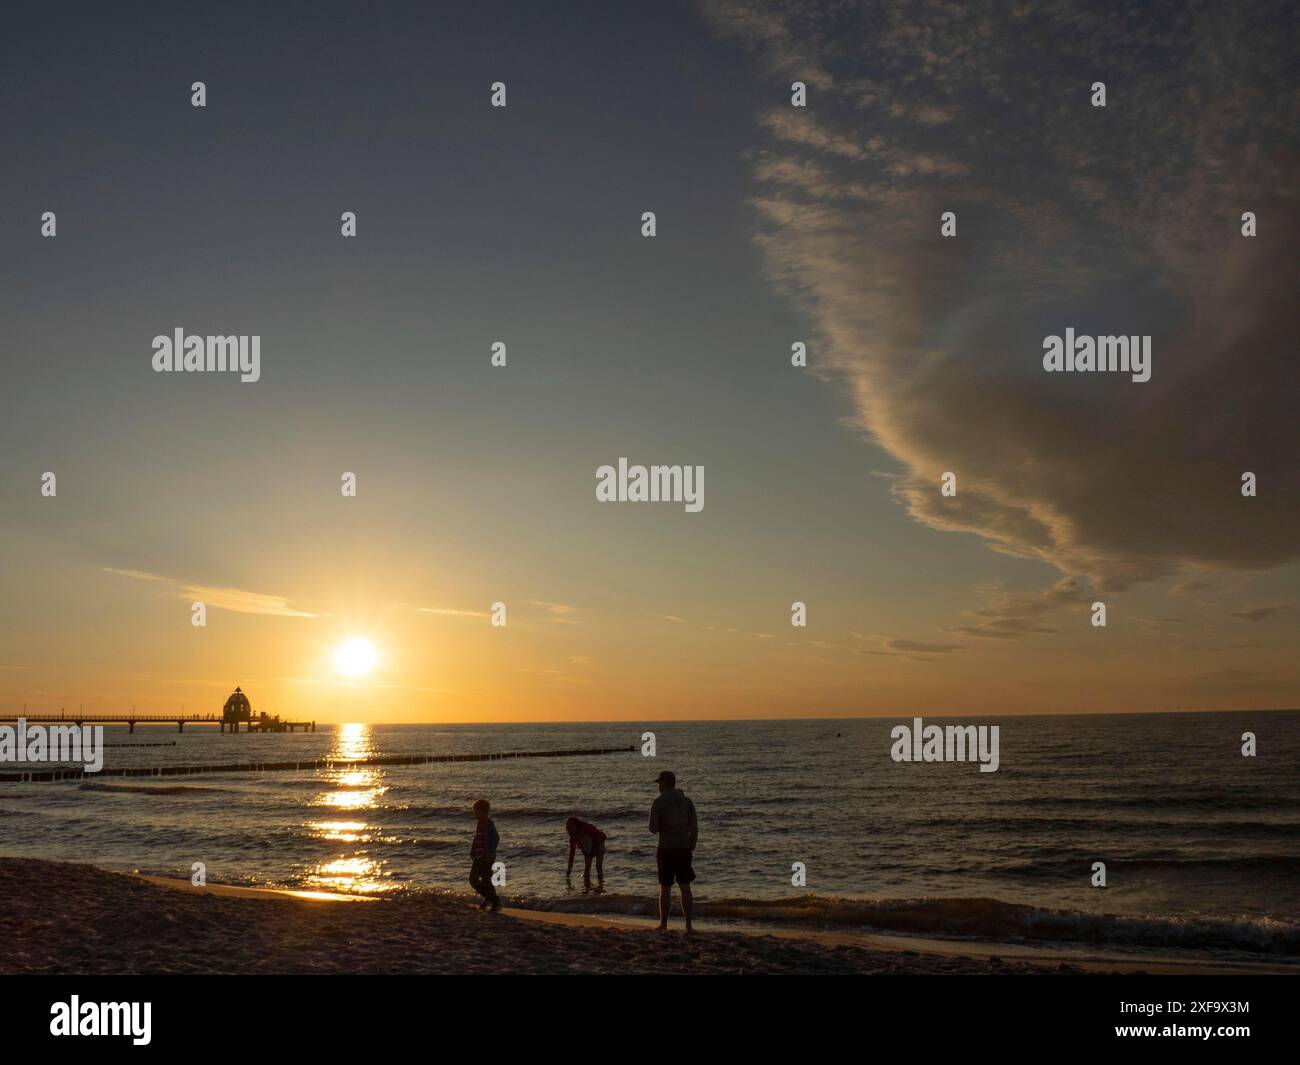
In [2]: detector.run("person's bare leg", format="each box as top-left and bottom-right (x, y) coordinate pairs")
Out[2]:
(583, 855), (593, 890)
(681, 883), (694, 933)
(658, 884), (671, 930)
(595, 853), (604, 887)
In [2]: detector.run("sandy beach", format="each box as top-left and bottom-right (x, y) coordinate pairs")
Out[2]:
(7, 857), (1292, 975)
(0, 857), (1083, 975)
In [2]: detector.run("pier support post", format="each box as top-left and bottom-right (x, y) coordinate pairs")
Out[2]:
(129, 721), (135, 734)
(178, 721), (184, 733)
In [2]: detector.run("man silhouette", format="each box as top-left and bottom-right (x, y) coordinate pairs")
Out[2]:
(648, 770), (697, 933)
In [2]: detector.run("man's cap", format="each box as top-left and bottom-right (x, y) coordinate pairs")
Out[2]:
(654, 770), (676, 786)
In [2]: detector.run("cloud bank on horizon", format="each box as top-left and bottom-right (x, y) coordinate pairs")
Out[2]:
(706, 0), (1299, 608)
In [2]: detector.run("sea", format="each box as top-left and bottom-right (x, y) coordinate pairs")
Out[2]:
(2, 711), (1297, 961)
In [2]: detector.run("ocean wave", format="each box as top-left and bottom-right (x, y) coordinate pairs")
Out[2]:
(908, 815), (1300, 837)
(505, 892), (1300, 955)
(988, 794), (1298, 811)
(397, 803), (638, 823)
(388, 836), (461, 851)
(78, 782), (232, 795)
(1002, 854), (1300, 877)
(392, 803), (476, 818)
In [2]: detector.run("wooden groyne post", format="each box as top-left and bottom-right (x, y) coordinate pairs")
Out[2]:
(0, 744), (637, 783)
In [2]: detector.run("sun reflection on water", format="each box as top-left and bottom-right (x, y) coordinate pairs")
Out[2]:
(302, 722), (396, 893)
(313, 723), (386, 808)
(331, 721), (375, 761)
(307, 855), (396, 894)
(308, 820), (369, 843)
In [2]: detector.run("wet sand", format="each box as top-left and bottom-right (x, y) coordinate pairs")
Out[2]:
(4, 858), (1286, 975)
(0, 857), (1051, 975)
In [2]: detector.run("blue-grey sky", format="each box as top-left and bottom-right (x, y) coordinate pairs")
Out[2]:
(2, 1), (1297, 721)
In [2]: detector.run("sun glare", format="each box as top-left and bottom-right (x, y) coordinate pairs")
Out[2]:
(334, 638), (378, 678)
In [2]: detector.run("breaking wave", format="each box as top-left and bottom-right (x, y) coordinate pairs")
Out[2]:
(507, 892), (1300, 955)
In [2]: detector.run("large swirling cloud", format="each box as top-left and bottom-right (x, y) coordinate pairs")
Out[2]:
(707, 0), (1299, 602)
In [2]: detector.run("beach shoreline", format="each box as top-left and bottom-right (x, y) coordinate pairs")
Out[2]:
(138, 871), (1293, 976)
(5, 857), (1292, 975)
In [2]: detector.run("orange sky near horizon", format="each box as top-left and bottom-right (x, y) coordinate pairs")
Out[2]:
(2, 549), (1297, 724)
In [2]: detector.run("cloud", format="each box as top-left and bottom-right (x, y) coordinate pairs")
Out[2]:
(104, 568), (316, 618)
(419, 607), (488, 618)
(852, 632), (964, 660)
(524, 600), (579, 624)
(704, 0), (835, 89)
(1227, 604), (1293, 623)
(886, 638), (963, 654)
(1177, 639), (1264, 653)
(1133, 616), (1189, 634)
(525, 600), (575, 614)
(860, 649), (934, 662)
(943, 577), (1088, 640)
(518, 667), (591, 685)
(422, 602), (581, 624)
(945, 625), (1045, 641)
(707, 0), (1300, 597)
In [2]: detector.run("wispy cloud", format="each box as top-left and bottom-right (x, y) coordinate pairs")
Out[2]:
(524, 600), (579, 624)
(939, 577), (1093, 640)
(851, 632), (964, 661)
(104, 568), (317, 618)
(421, 601), (580, 625)
(525, 600), (575, 614)
(1227, 604), (1293, 623)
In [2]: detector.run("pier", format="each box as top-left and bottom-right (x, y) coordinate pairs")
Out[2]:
(0, 712), (315, 734)
(217, 686), (314, 733)
(2, 688), (314, 735)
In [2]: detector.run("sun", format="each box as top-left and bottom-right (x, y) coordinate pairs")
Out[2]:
(333, 638), (378, 678)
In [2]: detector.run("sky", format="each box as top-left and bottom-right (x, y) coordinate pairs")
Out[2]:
(1, 0), (1297, 722)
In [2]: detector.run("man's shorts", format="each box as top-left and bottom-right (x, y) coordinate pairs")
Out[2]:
(656, 847), (696, 886)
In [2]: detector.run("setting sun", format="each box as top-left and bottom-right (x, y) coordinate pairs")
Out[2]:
(333, 638), (378, 678)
